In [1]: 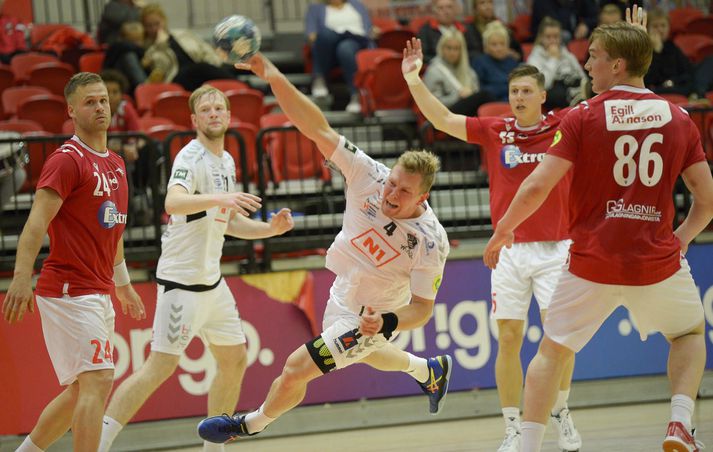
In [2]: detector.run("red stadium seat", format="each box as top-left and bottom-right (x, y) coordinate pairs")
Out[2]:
(353, 48), (400, 114)
(227, 120), (259, 184)
(16, 94), (69, 134)
(521, 42), (534, 61)
(29, 24), (74, 49)
(673, 34), (713, 63)
(225, 89), (263, 128)
(567, 39), (590, 65)
(509, 14), (533, 43)
(363, 55), (412, 113)
(659, 93), (689, 105)
(477, 101), (513, 117)
(0, 118), (44, 134)
(147, 124), (193, 163)
(78, 51), (105, 73)
(377, 29), (416, 53)
(27, 62), (75, 96)
(685, 16), (713, 38)
(409, 16), (434, 34)
(204, 78), (250, 92)
(668, 7), (704, 37)
(134, 82), (185, 115)
(0, 65), (15, 118)
(137, 116), (174, 132)
(372, 17), (401, 33)
(2, 85), (52, 117)
(150, 91), (192, 129)
(10, 52), (60, 82)
(21, 132), (66, 192)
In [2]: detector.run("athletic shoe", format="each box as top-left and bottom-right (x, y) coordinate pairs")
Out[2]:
(197, 414), (258, 443)
(550, 408), (582, 451)
(345, 94), (361, 114)
(418, 354), (452, 415)
(663, 421), (704, 451)
(311, 77), (328, 98)
(497, 426), (521, 452)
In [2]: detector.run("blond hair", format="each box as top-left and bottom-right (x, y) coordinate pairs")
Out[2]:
(141, 3), (167, 24)
(482, 21), (509, 47)
(436, 30), (474, 88)
(395, 150), (441, 193)
(189, 85), (230, 113)
(64, 72), (104, 101)
(590, 22), (652, 77)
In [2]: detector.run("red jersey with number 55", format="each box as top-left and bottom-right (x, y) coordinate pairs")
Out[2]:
(35, 136), (129, 297)
(548, 86), (706, 285)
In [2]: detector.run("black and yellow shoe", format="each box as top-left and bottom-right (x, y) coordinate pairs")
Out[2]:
(418, 354), (452, 415)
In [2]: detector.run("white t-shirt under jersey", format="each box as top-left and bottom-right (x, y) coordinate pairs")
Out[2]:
(156, 139), (236, 286)
(325, 136), (449, 314)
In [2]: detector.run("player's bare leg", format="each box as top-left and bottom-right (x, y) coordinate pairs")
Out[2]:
(72, 369), (114, 452)
(358, 344), (409, 371)
(19, 383), (79, 450)
(662, 322), (706, 451)
(207, 344), (247, 416)
(522, 335), (573, 452)
(260, 346), (323, 419)
(98, 352), (180, 452)
(495, 319), (525, 451)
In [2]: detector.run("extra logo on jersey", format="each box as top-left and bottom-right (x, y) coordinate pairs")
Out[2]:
(98, 200), (127, 229)
(500, 145), (545, 169)
(351, 228), (400, 267)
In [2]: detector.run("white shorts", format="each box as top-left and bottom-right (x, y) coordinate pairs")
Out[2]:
(545, 259), (705, 352)
(36, 294), (116, 386)
(151, 279), (246, 355)
(491, 240), (570, 320)
(307, 302), (395, 373)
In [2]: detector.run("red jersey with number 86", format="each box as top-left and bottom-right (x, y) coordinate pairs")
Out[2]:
(548, 86), (706, 286)
(35, 137), (129, 297)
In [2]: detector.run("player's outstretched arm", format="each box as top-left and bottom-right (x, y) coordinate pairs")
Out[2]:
(403, 38), (468, 141)
(675, 161), (713, 254)
(483, 154), (572, 269)
(113, 239), (146, 321)
(226, 207), (294, 239)
(359, 295), (434, 337)
(2, 188), (63, 324)
(164, 185), (262, 217)
(236, 54), (340, 159)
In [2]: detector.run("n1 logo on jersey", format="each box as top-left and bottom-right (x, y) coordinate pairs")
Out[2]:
(501, 145), (545, 169)
(350, 228), (400, 267)
(98, 200), (127, 229)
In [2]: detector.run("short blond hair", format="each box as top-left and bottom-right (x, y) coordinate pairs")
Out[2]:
(482, 21), (510, 47)
(590, 22), (652, 77)
(395, 150), (441, 193)
(189, 84), (230, 114)
(65, 72), (104, 101)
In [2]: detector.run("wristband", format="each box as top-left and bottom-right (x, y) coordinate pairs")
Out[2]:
(379, 312), (399, 339)
(113, 260), (131, 287)
(404, 59), (423, 86)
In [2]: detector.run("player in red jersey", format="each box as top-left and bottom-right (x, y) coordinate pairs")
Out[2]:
(403, 37), (580, 452)
(2, 72), (146, 452)
(484, 7), (713, 452)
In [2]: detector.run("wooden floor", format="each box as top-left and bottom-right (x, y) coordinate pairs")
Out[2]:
(181, 399), (713, 452)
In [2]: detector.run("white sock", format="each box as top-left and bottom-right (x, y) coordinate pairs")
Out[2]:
(16, 436), (43, 452)
(98, 415), (123, 452)
(502, 407), (521, 430)
(551, 389), (570, 415)
(405, 353), (429, 383)
(203, 440), (225, 452)
(244, 404), (275, 434)
(521, 421), (546, 452)
(671, 394), (695, 431)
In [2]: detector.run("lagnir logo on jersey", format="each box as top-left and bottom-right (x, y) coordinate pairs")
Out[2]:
(500, 145), (545, 169)
(98, 200), (127, 229)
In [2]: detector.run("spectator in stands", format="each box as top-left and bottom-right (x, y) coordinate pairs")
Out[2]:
(644, 7), (693, 96)
(423, 30), (494, 115)
(527, 17), (586, 108)
(103, 21), (148, 92)
(141, 3), (236, 91)
(468, 0), (522, 60)
(598, 3), (624, 25)
(0, 132), (26, 214)
(530, 0), (599, 42)
(0, 0), (28, 64)
(419, 0), (480, 64)
(97, 0), (141, 45)
(491, 0), (531, 24)
(472, 22), (519, 102)
(693, 55), (713, 100)
(100, 69), (152, 226)
(306, 0), (373, 113)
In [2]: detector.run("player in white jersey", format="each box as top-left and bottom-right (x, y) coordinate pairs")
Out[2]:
(197, 53), (452, 444)
(98, 85), (294, 452)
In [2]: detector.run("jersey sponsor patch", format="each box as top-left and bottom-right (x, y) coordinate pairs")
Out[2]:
(344, 139), (359, 153)
(500, 145), (545, 168)
(604, 99), (672, 131)
(97, 200), (127, 229)
(173, 168), (189, 180)
(605, 198), (662, 222)
(336, 329), (359, 352)
(350, 228), (400, 267)
(433, 275), (442, 292)
(551, 129), (562, 147)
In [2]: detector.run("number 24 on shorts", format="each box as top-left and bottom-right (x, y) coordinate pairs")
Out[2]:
(90, 339), (113, 364)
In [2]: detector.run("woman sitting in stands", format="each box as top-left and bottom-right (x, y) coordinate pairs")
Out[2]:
(472, 22), (518, 102)
(644, 7), (693, 97)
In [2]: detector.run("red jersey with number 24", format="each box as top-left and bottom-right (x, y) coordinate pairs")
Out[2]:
(35, 136), (129, 297)
(548, 86), (706, 286)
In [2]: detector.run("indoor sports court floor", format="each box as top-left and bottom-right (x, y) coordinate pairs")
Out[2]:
(180, 399), (713, 452)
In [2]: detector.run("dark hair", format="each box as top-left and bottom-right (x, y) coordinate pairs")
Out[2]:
(100, 69), (129, 94)
(508, 64), (545, 89)
(64, 72), (104, 101)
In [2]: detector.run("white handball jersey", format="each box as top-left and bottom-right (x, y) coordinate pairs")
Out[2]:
(325, 136), (450, 313)
(156, 139), (236, 286)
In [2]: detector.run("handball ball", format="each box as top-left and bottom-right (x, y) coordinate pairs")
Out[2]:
(214, 15), (261, 63)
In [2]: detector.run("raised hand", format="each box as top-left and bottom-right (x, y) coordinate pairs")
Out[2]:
(269, 208), (295, 235)
(402, 37), (424, 78)
(234, 53), (275, 81)
(626, 5), (647, 32)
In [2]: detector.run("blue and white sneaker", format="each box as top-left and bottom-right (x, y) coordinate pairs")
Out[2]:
(197, 414), (258, 443)
(418, 354), (452, 415)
